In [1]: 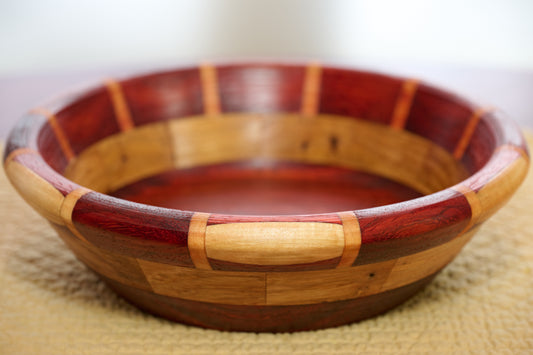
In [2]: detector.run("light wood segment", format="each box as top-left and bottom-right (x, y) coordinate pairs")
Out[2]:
(60, 187), (91, 243)
(64, 121), (174, 193)
(301, 62), (322, 117)
(188, 212), (212, 270)
(138, 258), (266, 305)
(476, 149), (529, 223)
(5, 158), (65, 225)
(105, 79), (134, 132)
(266, 259), (397, 305)
(169, 113), (467, 194)
(381, 226), (479, 291)
(31, 107), (75, 161)
(200, 63), (221, 116)
(336, 211), (361, 268)
(390, 79), (418, 130)
(67, 113), (467, 195)
(205, 222), (344, 265)
(453, 107), (490, 160)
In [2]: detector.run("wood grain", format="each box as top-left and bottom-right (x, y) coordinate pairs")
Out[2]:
(301, 62), (322, 117)
(188, 212), (212, 270)
(336, 211), (361, 268)
(205, 222), (344, 265)
(31, 108), (75, 162)
(105, 79), (134, 132)
(390, 79), (418, 130)
(64, 121), (174, 193)
(200, 63), (221, 116)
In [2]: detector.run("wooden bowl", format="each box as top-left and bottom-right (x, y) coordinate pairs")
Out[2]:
(4, 63), (529, 332)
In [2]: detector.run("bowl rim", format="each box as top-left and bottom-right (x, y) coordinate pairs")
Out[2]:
(3, 61), (530, 256)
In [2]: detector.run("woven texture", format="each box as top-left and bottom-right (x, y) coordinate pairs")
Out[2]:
(1, 137), (532, 355)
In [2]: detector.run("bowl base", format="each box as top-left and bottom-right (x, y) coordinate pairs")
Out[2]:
(111, 162), (422, 215)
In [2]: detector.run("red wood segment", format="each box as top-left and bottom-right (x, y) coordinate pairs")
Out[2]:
(54, 87), (120, 155)
(4, 113), (43, 160)
(217, 64), (306, 113)
(72, 192), (195, 267)
(37, 119), (70, 173)
(463, 145), (525, 192)
(461, 117), (498, 173)
(121, 68), (204, 126)
(354, 189), (471, 265)
(405, 83), (474, 154)
(319, 67), (403, 124)
(111, 163), (422, 216)
(102, 271), (438, 332)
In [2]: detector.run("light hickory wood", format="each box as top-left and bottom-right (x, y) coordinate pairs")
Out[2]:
(188, 212), (212, 270)
(301, 62), (322, 117)
(31, 107), (75, 161)
(138, 258), (266, 305)
(390, 79), (418, 130)
(200, 63), (221, 116)
(5, 155), (65, 225)
(265, 259), (397, 305)
(380, 226), (479, 291)
(59, 187), (91, 243)
(336, 211), (361, 268)
(168, 113), (468, 194)
(65, 113), (468, 195)
(475, 147), (529, 223)
(205, 222), (344, 265)
(105, 79), (134, 132)
(64, 121), (174, 193)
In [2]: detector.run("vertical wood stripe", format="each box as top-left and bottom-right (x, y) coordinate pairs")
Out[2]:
(451, 184), (481, 235)
(188, 212), (212, 270)
(390, 79), (418, 130)
(300, 62), (322, 117)
(336, 211), (361, 268)
(105, 79), (134, 132)
(453, 107), (490, 160)
(31, 108), (75, 162)
(200, 64), (221, 116)
(59, 187), (91, 243)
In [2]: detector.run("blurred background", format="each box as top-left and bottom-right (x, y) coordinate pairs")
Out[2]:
(1, 0), (532, 135)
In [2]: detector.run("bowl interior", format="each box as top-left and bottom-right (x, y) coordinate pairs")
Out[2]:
(34, 64), (505, 215)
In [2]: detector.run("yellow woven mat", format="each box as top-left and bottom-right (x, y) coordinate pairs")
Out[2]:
(1, 136), (532, 355)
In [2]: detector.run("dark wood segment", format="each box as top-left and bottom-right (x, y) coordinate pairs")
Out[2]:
(354, 189), (471, 265)
(217, 64), (306, 113)
(461, 117), (498, 173)
(102, 271), (438, 332)
(319, 67), (403, 124)
(111, 162), (423, 216)
(120, 68), (204, 126)
(405, 83), (474, 154)
(51, 224), (153, 292)
(208, 256), (342, 272)
(54, 87), (120, 155)
(4, 113), (44, 161)
(37, 118), (70, 173)
(72, 192), (195, 267)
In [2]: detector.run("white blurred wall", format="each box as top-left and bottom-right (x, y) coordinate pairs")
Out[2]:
(0, 0), (532, 75)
